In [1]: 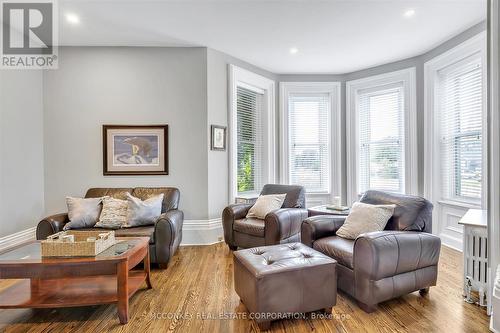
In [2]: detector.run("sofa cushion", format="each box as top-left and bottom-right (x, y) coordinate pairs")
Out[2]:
(63, 197), (103, 230)
(233, 218), (265, 237)
(360, 190), (433, 232)
(85, 188), (133, 200)
(260, 184), (305, 208)
(313, 236), (354, 269)
(124, 193), (163, 227)
(132, 187), (180, 213)
(246, 194), (286, 219)
(95, 196), (128, 229)
(336, 202), (395, 240)
(78, 226), (156, 244)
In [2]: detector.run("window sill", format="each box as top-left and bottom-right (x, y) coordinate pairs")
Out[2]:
(306, 192), (331, 196)
(437, 199), (482, 210)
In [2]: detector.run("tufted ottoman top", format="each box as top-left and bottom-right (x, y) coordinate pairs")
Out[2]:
(233, 243), (336, 279)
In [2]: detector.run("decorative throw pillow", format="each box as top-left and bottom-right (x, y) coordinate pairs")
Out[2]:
(63, 197), (103, 230)
(336, 202), (396, 240)
(95, 196), (128, 229)
(246, 194), (286, 219)
(124, 193), (164, 227)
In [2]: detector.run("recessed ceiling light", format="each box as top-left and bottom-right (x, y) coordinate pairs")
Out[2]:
(289, 47), (298, 55)
(404, 9), (415, 18)
(65, 13), (80, 24)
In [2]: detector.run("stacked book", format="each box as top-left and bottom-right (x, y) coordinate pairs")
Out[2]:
(325, 205), (350, 213)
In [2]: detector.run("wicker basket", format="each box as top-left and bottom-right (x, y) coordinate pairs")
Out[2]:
(41, 230), (116, 257)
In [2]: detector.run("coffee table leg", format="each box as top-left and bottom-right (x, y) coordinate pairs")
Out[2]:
(117, 261), (129, 324)
(30, 278), (41, 297)
(144, 247), (152, 289)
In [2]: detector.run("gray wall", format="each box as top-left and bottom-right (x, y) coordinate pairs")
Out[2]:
(0, 70), (44, 237)
(43, 47), (209, 220)
(206, 48), (277, 219)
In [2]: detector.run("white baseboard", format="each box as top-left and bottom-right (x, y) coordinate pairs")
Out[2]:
(0, 221), (222, 251)
(440, 233), (463, 252)
(0, 227), (36, 253)
(181, 218), (223, 246)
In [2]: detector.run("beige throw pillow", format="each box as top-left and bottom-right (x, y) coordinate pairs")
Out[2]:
(336, 202), (395, 240)
(95, 196), (128, 229)
(124, 193), (164, 227)
(64, 197), (103, 230)
(246, 194), (286, 219)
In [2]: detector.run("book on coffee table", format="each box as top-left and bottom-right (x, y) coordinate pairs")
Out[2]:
(325, 205), (350, 212)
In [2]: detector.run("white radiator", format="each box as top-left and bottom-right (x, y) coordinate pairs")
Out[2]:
(463, 227), (488, 295)
(459, 209), (489, 312)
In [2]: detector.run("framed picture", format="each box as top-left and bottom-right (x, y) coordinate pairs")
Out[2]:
(103, 125), (168, 175)
(211, 125), (226, 151)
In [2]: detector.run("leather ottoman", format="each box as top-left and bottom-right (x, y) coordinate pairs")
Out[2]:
(233, 243), (337, 330)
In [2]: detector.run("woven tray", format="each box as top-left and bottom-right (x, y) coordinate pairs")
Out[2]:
(41, 230), (116, 257)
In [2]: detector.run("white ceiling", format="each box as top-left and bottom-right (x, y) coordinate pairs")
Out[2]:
(59, 0), (487, 74)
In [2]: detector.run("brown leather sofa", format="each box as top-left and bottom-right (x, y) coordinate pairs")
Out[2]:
(222, 184), (308, 250)
(301, 190), (441, 312)
(36, 187), (183, 268)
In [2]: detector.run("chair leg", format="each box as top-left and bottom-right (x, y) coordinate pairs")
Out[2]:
(357, 301), (377, 313)
(419, 287), (430, 295)
(228, 244), (238, 251)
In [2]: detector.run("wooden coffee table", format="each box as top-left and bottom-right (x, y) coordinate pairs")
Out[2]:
(0, 237), (151, 324)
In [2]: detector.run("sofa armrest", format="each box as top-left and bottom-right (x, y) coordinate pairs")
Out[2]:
(354, 231), (441, 281)
(36, 213), (69, 240)
(300, 215), (347, 247)
(154, 209), (184, 265)
(222, 203), (253, 246)
(264, 208), (308, 244)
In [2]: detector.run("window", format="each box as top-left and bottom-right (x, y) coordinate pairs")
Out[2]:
(358, 85), (405, 193)
(280, 82), (341, 201)
(347, 68), (417, 204)
(236, 86), (264, 193)
(424, 32), (486, 249)
(229, 65), (276, 201)
(288, 93), (330, 192)
(438, 55), (483, 202)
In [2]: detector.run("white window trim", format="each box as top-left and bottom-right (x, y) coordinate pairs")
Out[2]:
(279, 82), (342, 200)
(228, 65), (276, 203)
(424, 32), (487, 211)
(488, 0), (499, 316)
(346, 68), (418, 204)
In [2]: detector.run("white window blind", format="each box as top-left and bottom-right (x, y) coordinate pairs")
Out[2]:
(236, 86), (264, 194)
(438, 55), (483, 202)
(288, 93), (330, 193)
(358, 85), (405, 194)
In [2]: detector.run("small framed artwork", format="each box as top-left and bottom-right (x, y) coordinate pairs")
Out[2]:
(211, 125), (226, 151)
(103, 125), (168, 175)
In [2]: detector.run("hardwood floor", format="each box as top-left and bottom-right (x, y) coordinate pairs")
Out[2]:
(0, 243), (490, 332)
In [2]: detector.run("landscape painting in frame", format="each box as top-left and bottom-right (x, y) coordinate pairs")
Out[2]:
(103, 125), (168, 175)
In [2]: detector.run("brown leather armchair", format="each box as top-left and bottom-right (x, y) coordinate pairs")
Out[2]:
(222, 184), (308, 250)
(301, 190), (441, 312)
(36, 187), (183, 268)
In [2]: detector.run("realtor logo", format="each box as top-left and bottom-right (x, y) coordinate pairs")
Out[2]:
(1, 0), (58, 69)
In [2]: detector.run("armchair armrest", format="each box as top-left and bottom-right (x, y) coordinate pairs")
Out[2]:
(222, 203), (253, 246)
(301, 215), (347, 247)
(354, 231), (441, 281)
(36, 213), (69, 240)
(154, 209), (184, 265)
(264, 208), (308, 244)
